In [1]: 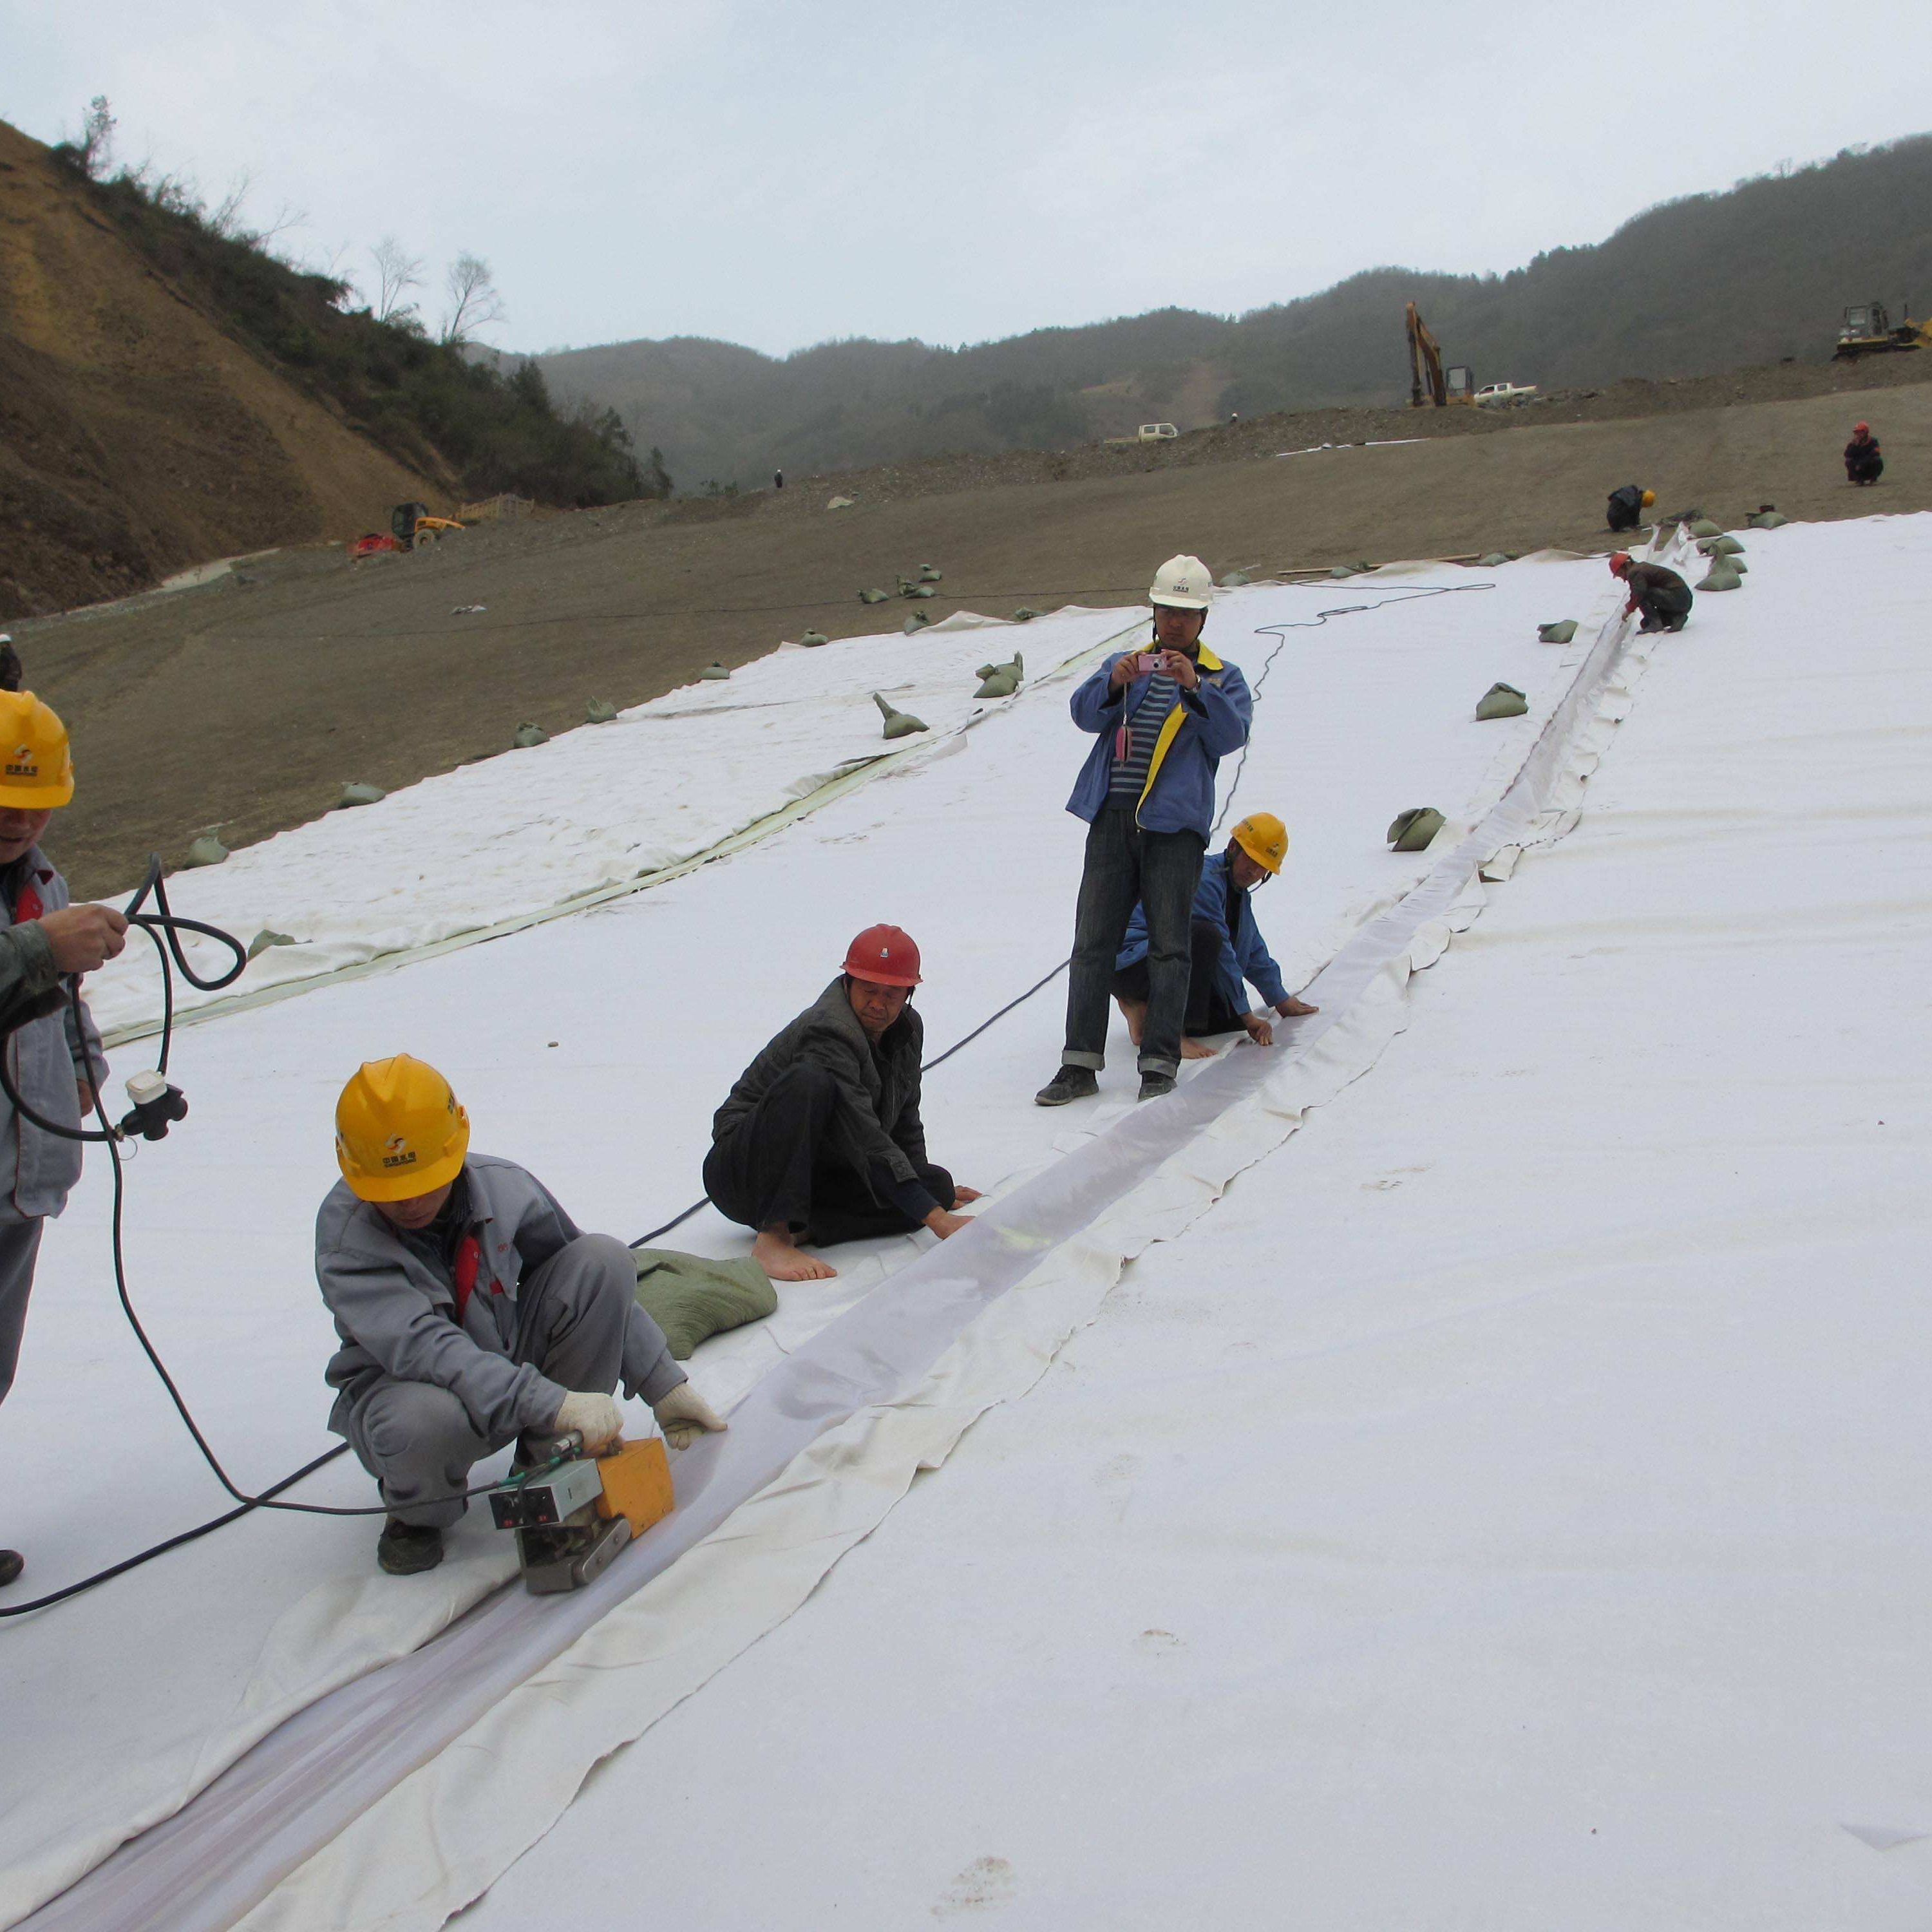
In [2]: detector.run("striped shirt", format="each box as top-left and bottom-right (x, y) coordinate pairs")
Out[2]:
(1110, 670), (1179, 802)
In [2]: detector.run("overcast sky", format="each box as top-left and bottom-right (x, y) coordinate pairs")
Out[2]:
(5, 1), (1929, 360)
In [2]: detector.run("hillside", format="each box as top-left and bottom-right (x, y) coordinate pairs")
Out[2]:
(534, 134), (1932, 489)
(0, 118), (657, 621)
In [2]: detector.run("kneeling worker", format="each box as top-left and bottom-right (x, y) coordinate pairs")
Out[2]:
(1605, 484), (1656, 533)
(1845, 421), (1883, 486)
(319, 1055), (724, 1576)
(1113, 811), (1318, 1057)
(1609, 551), (1692, 633)
(705, 925), (980, 1283)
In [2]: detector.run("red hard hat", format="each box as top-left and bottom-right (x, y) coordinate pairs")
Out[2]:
(843, 923), (922, 987)
(1608, 551), (1631, 574)
(1854, 421), (1870, 435)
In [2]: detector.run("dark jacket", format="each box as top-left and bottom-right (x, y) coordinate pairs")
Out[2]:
(1065, 645), (1252, 838)
(1618, 561), (1692, 614)
(713, 976), (929, 1192)
(1605, 484), (1645, 529)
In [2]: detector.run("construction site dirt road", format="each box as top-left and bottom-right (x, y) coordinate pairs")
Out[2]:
(18, 360), (1931, 896)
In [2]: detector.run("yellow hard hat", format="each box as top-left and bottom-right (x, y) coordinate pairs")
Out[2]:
(1640, 489), (1656, 507)
(1230, 811), (1289, 874)
(334, 1054), (470, 1202)
(0, 692), (75, 810)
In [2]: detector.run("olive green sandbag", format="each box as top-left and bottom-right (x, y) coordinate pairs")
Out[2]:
(1477, 551), (1513, 567)
(916, 564), (943, 583)
(337, 782), (386, 808)
(903, 610), (931, 634)
(858, 587), (889, 604)
(585, 699), (619, 724)
(905, 584), (934, 600)
(1689, 517), (1723, 539)
(1011, 607), (1042, 622)
(184, 833), (229, 869)
(873, 692), (928, 738)
(1387, 807), (1445, 853)
(1700, 535), (1745, 556)
(246, 929), (294, 960)
(1698, 558), (1743, 592)
(1218, 569), (1251, 588)
(799, 629), (829, 648)
(1747, 509), (1788, 529)
(512, 722), (549, 748)
(1537, 620), (1578, 644)
(975, 652), (1023, 699)
(699, 661), (731, 680)
(1475, 681), (1529, 721)
(632, 1247), (777, 1360)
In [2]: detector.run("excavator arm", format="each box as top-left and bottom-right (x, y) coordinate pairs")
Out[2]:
(1405, 302), (1447, 408)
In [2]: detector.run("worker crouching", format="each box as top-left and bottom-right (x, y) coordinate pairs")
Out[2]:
(1845, 422), (1883, 486)
(319, 1055), (724, 1577)
(1605, 484), (1656, 533)
(1609, 551), (1692, 634)
(703, 925), (980, 1283)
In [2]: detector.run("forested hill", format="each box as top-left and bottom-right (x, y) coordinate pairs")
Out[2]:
(533, 134), (1932, 491)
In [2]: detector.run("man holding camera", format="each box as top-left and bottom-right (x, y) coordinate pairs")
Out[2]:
(1036, 555), (1253, 1106)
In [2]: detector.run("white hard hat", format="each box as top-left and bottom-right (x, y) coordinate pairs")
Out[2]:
(1148, 554), (1213, 611)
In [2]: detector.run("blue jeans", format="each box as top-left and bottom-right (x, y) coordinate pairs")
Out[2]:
(1063, 806), (1204, 1077)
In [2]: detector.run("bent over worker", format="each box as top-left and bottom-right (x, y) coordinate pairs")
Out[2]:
(705, 925), (980, 1283)
(1605, 484), (1655, 533)
(1609, 551), (1692, 634)
(319, 1055), (725, 1576)
(1037, 554), (1253, 1106)
(0, 692), (128, 1591)
(1113, 811), (1318, 1059)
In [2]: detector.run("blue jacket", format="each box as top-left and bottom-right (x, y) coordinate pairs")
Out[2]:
(1065, 645), (1252, 838)
(1117, 849), (1289, 1013)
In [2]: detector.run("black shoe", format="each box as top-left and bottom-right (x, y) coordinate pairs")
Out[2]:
(0, 1549), (22, 1588)
(1035, 1066), (1099, 1106)
(1137, 1073), (1177, 1101)
(377, 1518), (445, 1576)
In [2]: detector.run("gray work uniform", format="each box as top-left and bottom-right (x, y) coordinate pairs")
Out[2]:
(316, 1154), (685, 1527)
(0, 851), (108, 1406)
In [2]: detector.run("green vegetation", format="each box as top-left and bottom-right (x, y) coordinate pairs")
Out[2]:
(48, 137), (663, 509)
(535, 134), (1932, 489)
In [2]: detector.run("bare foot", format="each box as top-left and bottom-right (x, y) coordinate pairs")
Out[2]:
(1115, 996), (1147, 1046)
(752, 1228), (837, 1282)
(1180, 1036), (1218, 1060)
(1280, 996), (1319, 1016)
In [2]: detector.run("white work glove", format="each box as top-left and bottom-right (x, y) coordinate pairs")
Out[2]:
(653, 1382), (728, 1450)
(552, 1390), (624, 1454)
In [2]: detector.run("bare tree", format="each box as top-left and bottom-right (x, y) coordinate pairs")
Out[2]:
(370, 236), (425, 325)
(209, 170), (254, 240)
(439, 252), (507, 346)
(77, 95), (116, 180)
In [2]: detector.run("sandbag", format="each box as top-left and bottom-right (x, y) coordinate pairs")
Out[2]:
(898, 581), (934, 599)
(1689, 517), (1723, 538)
(916, 564), (943, 583)
(699, 661), (732, 680)
(799, 630), (829, 648)
(184, 833), (229, 869)
(1218, 569), (1251, 588)
(873, 692), (928, 738)
(858, 588), (889, 604)
(1698, 559), (1743, 592)
(903, 611), (931, 634)
(632, 1247), (777, 1360)
(826, 495), (856, 511)
(1537, 620), (1577, 644)
(974, 652), (1023, 699)
(1011, 607), (1042, 622)
(1747, 509), (1788, 529)
(1475, 681), (1528, 721)
(1699, 535), (1745, 556)
(336, 782), (386, 808)
(512, 722), (549, 748)
(1387, 807), (1444, 853)
(1476, 551), (1512, 568)
(585, 699), (619, 724)
(246, 929), (294, 961)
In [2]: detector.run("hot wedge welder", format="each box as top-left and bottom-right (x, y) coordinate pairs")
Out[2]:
(488, 1434), (674, 1594)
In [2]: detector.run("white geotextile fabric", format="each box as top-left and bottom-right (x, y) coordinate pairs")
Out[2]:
(466, 511), (1932, 1931)
(3, 555), (1620, 1931)
(83, 605), (1138, 1038)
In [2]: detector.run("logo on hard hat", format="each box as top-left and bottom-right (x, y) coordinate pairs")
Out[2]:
(381, 1132), (417, 1170)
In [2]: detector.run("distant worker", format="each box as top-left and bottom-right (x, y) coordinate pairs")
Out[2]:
(318, 1055), (725, 1576)
(705, 926), (980, 1283)
(773, 469), (784, 491)
(1605, 484), (1656, 533)
(1844, 422), (1883, 486)
(1036, 554), (1253, 1107)
(1609, 551), (1692, 634)
(0, 692), (129, 1591)
(1113, 812), (1318, 1061)
(0, 637), (20, 694)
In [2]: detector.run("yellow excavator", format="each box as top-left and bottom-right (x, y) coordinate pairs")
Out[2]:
(1833, 301), (1930, 360)
(1405, 303), (1474, 406)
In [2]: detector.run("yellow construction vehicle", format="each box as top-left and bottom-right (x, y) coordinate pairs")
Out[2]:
(1832, 301), (1930, 360)
(1405, 304), (1475, 406)
(390, 502), (466, 549)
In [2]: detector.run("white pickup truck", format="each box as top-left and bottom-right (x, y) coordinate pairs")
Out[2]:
(1474, 382), (1538, 407)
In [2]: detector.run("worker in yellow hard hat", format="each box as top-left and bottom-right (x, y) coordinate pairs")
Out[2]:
(0, 690), (131, 1593)
(317, 1054), (726, 1575)
(1110, 810), (1318, 1061)
(1605, 484), (1656, 533)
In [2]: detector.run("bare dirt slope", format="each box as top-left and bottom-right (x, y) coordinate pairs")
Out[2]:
(15, 366), (1930, 897)
(0, 120), (435, 619)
